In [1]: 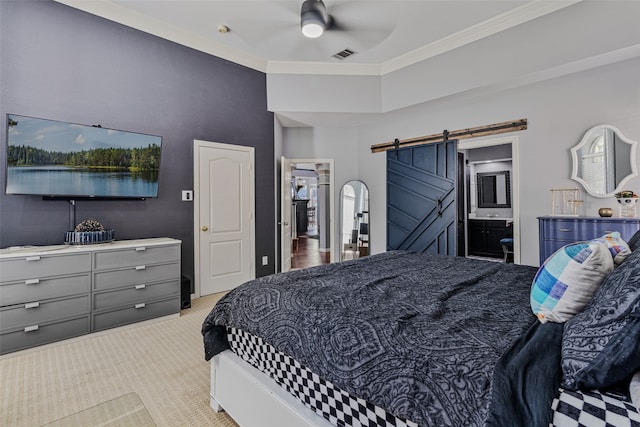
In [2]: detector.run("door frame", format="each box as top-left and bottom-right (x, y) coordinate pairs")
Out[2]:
(458, 135), (520, 264)
(193, 140), (256, 297)
(280, 156), (293, 273)
(279, 158), (335, 271)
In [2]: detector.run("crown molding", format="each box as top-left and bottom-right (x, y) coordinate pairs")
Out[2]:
(380, 0), (582, 75)
(266, 61), (382, 76)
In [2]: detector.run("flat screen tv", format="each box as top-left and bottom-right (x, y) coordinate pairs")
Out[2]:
(5, 114), (162, 199)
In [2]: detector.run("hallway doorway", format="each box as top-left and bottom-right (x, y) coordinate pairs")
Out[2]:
(280, 159), (334, 271)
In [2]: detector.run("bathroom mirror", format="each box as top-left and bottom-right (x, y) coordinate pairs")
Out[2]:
(571, 125), (638, 198)
(340, 180), (369, 261)
(477, 171), (511, 208)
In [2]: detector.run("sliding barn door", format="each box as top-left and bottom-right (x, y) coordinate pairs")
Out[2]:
(387, 140), (457, 255)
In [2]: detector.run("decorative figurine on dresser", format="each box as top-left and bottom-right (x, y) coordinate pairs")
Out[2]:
(0, 237), (181, 355)
(539, 125), (640, 264)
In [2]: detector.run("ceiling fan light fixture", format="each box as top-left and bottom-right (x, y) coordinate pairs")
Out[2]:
(302, 21), (324, 38)
(301, 0), (327, 38)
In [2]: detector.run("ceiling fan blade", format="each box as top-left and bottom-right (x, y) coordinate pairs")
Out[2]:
(322, 1), (396, 51)
(326, 1), (398, 28)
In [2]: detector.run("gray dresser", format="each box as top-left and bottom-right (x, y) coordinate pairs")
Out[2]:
(0, 238), (181, 355)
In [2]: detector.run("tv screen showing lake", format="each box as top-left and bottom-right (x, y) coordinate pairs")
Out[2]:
(5, 114), (162, 198)
(7, 166), (159, 198)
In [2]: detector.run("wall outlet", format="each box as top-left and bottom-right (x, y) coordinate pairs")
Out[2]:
(181, 190), (193, 201)
(262, 256), (268, 266)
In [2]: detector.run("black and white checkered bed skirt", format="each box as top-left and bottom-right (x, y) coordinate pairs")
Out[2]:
(551, 388), (640, 427)
(227, 327), (418, 427)
(228, 328), (640, 427)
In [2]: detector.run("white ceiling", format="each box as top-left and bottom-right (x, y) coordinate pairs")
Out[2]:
(52, 0), (640, 128)
(54, 0), (579, 75)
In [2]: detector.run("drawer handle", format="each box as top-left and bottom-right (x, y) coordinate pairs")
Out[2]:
(135, 303), (146, 309)
(25, 302), (40, 309)
(559, 228), (572, 232)
(24, 325), (39, 333)
(25, 279), (40, 285)
(135, 284), (146, 290)
(135, 265), (146, 271)
(26, 256), (41, 261)
(135, 247), (147, 252)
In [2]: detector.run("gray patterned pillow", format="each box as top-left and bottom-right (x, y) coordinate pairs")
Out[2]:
(561, 248), (640, 390)
(628, 229), (640, 252)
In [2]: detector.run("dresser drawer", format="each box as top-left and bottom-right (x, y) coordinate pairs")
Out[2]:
(591, 221), (640, 240)
(92, 297), (179, 332)
(92, 279), (180, 311)
(0, 316), (90, 355)
(0, 274), (91, 306)
(93, 245), (180, 270)
(0, 294), (90, 331)
(93, 263), (179, 292)
(0, 253), (90, 282)
(542, 219), (639, 242)
(540, 220), (588, 241)
(538, 217), (640, 263)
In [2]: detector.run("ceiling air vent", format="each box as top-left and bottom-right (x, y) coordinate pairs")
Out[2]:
(332, 48), (356, 60)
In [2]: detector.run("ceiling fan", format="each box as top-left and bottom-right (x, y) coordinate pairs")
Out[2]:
(228, 1), (395, 62)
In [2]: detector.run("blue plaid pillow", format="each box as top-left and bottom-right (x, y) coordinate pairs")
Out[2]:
(531, 241), (613, 323)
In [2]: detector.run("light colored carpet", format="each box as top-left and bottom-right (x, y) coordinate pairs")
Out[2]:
(41, 392), (155, 427)
(0, 294), (238, 427)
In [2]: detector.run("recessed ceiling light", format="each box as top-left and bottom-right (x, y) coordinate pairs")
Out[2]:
(217, 25), (230, 34)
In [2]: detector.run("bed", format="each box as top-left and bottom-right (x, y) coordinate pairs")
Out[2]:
(202, 230), (640, 427)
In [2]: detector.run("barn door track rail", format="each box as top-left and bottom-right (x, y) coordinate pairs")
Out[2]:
(370, 119), (528, 153)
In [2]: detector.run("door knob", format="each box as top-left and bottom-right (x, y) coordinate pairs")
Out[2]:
(201, 226), (208, 231)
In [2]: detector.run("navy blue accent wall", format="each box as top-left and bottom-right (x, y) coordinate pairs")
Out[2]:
(0, 1), (276, 280)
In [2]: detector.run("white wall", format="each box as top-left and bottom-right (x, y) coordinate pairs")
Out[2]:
(285, 57), (640, 267)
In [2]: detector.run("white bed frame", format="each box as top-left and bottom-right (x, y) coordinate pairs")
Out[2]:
(210, 350), (333, 427)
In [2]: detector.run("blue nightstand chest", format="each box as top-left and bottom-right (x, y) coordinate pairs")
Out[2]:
(538, 216), (640, 264)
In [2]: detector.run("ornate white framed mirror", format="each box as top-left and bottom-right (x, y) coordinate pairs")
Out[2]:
(570, 125), (638, 198)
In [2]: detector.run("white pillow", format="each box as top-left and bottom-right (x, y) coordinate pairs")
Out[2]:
(531, 241), (614, 323)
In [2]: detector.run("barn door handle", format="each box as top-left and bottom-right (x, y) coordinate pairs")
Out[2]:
(436, 198), (443, 217)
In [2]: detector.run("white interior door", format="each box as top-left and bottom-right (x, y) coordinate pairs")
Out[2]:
(280, 157), (293, 272)
(195, 140), (255, 296)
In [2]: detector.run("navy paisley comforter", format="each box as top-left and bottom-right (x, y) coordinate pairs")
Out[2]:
(202, 251), (544, 426)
